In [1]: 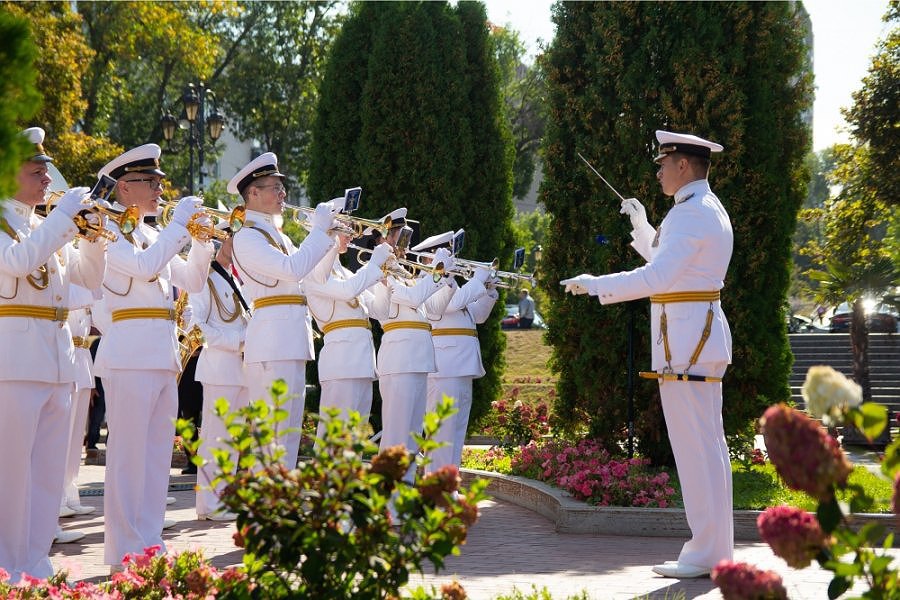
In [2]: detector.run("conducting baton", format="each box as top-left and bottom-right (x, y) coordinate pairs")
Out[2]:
(577, 152), (626, 202)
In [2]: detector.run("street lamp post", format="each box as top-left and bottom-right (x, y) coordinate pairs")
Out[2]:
(160, 82), (225, 195)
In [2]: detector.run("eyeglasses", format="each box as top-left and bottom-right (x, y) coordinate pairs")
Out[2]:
(123, 178), (165, 190)
(253, 184), (286, 194)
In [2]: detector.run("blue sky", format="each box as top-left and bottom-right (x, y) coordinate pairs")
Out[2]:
(483, 0), (892, 152)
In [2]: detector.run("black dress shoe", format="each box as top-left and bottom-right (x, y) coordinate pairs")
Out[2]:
(181, 464), (197, 475)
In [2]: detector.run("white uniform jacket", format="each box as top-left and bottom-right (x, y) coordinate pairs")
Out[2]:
(369, 272), (451, 376)
(305, 249), (382, 382)
(231, 210), (334, 364)
(93, 218), (213, 375)
(424, 277), (497, 379)
(67, 284), (96, 391)
(581, 179), (733, 370)
(0, 200), (106, 383)
(191, 267), (247, 387)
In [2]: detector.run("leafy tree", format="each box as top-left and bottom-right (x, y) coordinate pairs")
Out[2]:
(490, 23), (546, 200)
(541, 2), (813, 463)
(309, 1), (514, 431)
(806, 144), (898, 403)
(843, 3), (899, 207)
(219, 1), (344, 193)
(791, 149), (837, 303)
(510, 209), (550, 309)
(0, 8), (40, 199)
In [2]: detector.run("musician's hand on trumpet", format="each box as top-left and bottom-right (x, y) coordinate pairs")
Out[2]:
(53, 187), (92, 218)
(472, 264), (493, 285)
(368, 241), (393, 269)
(309, 200), (336, 233)
(170, 196), (205, 228)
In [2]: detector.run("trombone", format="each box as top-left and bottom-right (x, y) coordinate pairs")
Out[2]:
(285, 204), (393, 238)
(158, 200), (246, 241)
(42, 191), (140, 242)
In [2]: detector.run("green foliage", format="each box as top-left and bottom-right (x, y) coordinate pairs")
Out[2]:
(219, 1), (343, 191)
(490, 23), (547, 200)
(510, 209), (549, 308)
(541, 3), (812, 465)
(44, 131), (123, 188)
(0, 7), (39, 199)
(309, 1), (514, 433)
(492, 587), (591, 600)
(178, 385), (487, 599)
(843, 4), (900, 208)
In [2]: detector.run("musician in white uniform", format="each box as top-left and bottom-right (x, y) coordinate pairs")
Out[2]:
(304, 214), (392, 443)
(562, 130), (733, 579)
(416, 231), (497, 470)
(93, 144), (213, 572)
(0, 128), (106, 582)
(368, 216), (455, 480)
(229, 153), (335, 468)
(190, 232), (249, 521)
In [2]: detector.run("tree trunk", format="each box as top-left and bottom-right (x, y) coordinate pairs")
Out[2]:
(850, 297), (872, 402)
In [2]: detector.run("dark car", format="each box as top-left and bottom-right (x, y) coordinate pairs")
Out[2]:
(830, 301), (898, 333)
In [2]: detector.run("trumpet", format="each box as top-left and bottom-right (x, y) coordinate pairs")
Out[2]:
(158, 200), (246, 241)
(42, 191), (141, 242)
(406, 249), (536, 289)
(286, 203), (393, 238)
(351, 243), (449, 283)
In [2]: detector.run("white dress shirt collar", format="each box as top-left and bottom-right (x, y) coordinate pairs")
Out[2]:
(674, 179), (711, 205)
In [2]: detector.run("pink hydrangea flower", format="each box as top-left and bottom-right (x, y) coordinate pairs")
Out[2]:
(711, 560), (787, 600)
(760, 404), (852, 501)
(758, 505), (829, 568)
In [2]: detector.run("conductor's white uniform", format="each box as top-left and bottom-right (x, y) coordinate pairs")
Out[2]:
(305, 246), (384, 441)
(424, 276), (497, 470)
(231, 210), (333, 467)
(94, 215), (213, 565)
(564, 176), (733, 570)
(0, 198), (106, 581)
(369, 271), (450, 476)
(190, 264), (248, 517)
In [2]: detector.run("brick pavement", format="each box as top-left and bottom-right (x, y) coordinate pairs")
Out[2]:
(51, 463), (880, 599)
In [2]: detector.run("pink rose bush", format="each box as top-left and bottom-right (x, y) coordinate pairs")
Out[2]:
(512, 439), (675, 508)
(484, 392), (550, 451)
(757, 506), (829, 569)
(711, 560), (788, 600)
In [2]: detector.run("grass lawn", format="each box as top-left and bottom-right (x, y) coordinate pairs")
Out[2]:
(499, 328), (555, 409)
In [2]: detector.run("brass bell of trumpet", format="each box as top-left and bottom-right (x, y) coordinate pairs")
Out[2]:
(158, 200), (245, 241)
(41, 191), (140, 242)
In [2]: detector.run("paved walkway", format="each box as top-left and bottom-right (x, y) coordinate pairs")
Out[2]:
(50, 463), (881, 599)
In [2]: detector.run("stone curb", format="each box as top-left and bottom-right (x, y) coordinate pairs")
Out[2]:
(461, 468), (898, 544)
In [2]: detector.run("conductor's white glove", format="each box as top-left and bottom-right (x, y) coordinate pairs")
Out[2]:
(473, 264), (493, 284)
(432, 247), (455, 274)
(311, 201), (335, 233)
(172, 196), (204, 227)
(619, 197), (648, 231)
(55, 187), (91, 218)
(560, 276), (591, 296)
(368, 242), (392, 268)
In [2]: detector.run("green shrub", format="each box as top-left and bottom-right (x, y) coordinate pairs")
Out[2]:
(179, 384), (488, 599)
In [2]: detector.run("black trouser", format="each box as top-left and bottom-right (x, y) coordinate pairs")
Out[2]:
(518, 317), (534, 329)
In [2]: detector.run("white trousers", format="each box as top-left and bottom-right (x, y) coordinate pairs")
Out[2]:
(425, 376), (473, 470)
(103, 369), (177, 566)
(245, 360), (306, 468)
(659, 361), (733, 568)
(196, 384), (249, 516)
(315, 378), (373, 444)
(0, 381), (71, 583)
(379, 373), (428, 481)
(62, 386), (92, 508)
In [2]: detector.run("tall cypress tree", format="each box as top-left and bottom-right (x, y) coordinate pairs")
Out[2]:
(309, 1), (514, 430)
(542, 2), (812, 462)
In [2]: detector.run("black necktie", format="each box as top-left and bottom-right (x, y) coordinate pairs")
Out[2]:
(212, 261), (251, 315)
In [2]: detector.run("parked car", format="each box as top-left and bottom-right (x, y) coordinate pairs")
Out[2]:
(501, 304), (545, 329)
(830, 301), (899, 333)
(786, 314), (813, 333)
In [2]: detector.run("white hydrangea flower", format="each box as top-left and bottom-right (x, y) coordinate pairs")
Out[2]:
(801, 365), (863, 426)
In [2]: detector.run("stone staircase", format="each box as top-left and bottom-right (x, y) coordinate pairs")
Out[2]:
(789, 333), (900, 416)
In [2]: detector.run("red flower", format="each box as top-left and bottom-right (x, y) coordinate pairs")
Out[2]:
(760, 404), (852, 501)
(892, 472), (900, 517)
(758, 505), (828, 568)
(370, 445), (411, 483)
(419, 465), (462, 507)
(712, 560), (787, 599)
(441, 580), (468, 600)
